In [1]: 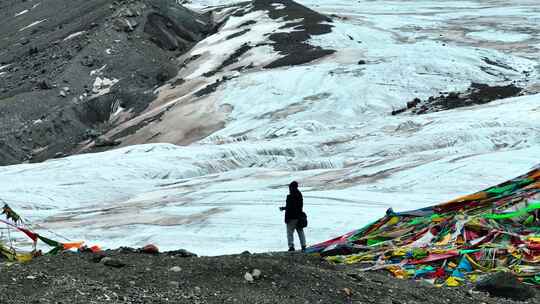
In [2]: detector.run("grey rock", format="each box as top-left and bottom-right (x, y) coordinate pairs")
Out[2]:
(166, 249), (197, 258)
(169, 266), (182, 272)
(94, 137), (121, 147)
(113, 18), (138, 32)
(38, 80), (52, 90)
(252, 269), (262, 280)
(475, 272), (535, 301)
(90, 253), (106, 263)
(101, 257), (126, 268)
(120, 8), (139, 18)
(81, 56), (96, 67)
(448, 91), (460, 98)
(84, 129), (102, 139)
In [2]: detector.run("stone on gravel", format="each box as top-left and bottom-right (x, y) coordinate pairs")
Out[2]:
(169, 266), (182, 273)
(101, 257), (126, 268)
(244, 272), (254, 283)
(167, 249), (197, 257)
(119, 8), (139, 18)
(119, 247), (137, 253)
(113, 18), (138, 32)
(475, 272), (535, 301)
(38, 80), (52, 90)
(252, 269), (262, 279)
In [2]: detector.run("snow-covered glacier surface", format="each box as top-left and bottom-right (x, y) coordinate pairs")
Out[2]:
(1, 0), (540, 255)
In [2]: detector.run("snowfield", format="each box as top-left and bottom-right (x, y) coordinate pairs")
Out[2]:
(1, 0), (539, 255)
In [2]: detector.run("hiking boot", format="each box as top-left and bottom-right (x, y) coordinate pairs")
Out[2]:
(301, 246), (306, 252)
(288, 246), (295, 252)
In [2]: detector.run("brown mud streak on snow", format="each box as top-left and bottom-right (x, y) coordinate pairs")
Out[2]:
(41, 207), (229, 229)
(302, 158), (437, 191)
(77, 78), (229, 150)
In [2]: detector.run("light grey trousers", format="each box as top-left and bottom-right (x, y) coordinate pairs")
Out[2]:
(286, 219), (306, 248)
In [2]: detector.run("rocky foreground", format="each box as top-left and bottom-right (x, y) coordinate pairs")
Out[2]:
(0, 250), (537, 304)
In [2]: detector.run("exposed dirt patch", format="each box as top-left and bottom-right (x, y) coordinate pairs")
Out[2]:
(43, 207), (230, 229)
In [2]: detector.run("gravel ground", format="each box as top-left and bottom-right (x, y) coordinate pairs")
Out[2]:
(0, 250), (537, 304)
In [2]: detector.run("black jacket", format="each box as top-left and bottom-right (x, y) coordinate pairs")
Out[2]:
(284, 190), (303, 223)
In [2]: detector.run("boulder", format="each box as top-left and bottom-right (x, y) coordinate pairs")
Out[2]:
(101, 257), (126, 268)
(475, 272), (535, 301)
(141, 244), (159, 254)
(166, 249), (197, 258)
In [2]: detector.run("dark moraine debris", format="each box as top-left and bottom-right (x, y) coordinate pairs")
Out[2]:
(200, 42), (254, 77)
(252, 0), (336, 68)
(144, 6), (207, 52)
(195, 0), (336, 93)
(482, 57), (518, 72)
(194, 76), (235, 97)
(238, 20), (257, 27)
(212, 43), (254, 75)
(226, 28), (251, 40)
(392, 83), (522, 115)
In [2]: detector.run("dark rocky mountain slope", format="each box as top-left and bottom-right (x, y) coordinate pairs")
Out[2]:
(0, 0), (213, 164)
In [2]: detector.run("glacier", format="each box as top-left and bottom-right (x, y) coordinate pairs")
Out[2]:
(0, 0), (539, 256)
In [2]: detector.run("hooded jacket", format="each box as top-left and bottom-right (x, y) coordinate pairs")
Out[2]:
(284, 183), (303, 223)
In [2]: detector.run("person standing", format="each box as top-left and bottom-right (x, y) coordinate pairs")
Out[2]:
(280, 181), (306, 252)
